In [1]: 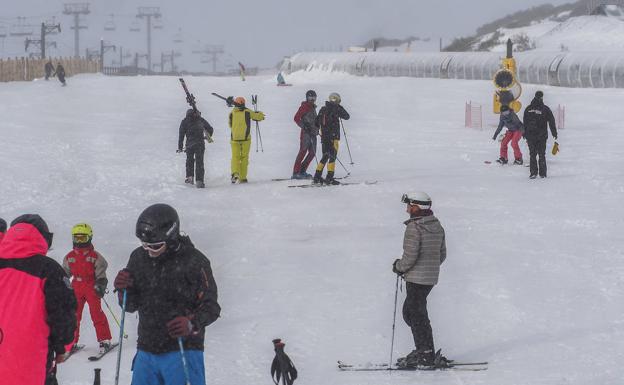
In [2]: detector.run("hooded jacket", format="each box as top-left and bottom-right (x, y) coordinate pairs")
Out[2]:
(178, 111), (215, 151)
(121, 236), (220, 354)
(523, 98), (557, 141)
(0, 223), (76, 385)
(493, 110), (524, 139)
(394, 214), (446, 285)
(229, 107), (265, 141)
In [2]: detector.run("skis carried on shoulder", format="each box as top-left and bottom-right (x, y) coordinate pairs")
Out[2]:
(88, 343), (120, 362)
(179, 78), (213, 143)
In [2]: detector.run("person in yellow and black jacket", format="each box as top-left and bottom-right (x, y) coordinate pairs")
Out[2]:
(313, 92), (350, 185)
(228, 97), (265, 183)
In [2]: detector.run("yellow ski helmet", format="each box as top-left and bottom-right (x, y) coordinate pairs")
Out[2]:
(71, 223), (93, 245)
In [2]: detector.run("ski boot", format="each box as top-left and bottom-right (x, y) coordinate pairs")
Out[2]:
(300, 171), (313, 179)
(185, 176), (194, 184)
(496, 157), (508, 165)
(513, 158), (523, 165)
(239, 179), (248, 184)
(231, 173), (239, 184)
(397, 349), (435, 368)
(324, 171), (340, 185)
(196, 181), (205, 188)
(99, 340), (112, 355)
(529, 174), (537, 179)
(312, 170), (324, 185)
(291, 173), (305, 180)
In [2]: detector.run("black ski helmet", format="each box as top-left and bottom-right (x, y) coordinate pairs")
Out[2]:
(135, 204), (180, 244)
(11, 214), (54, 248)
(305, 90), (317, 101)
(0, 217), (6, 233)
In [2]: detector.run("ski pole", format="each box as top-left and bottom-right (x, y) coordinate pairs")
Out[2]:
(252, 95), (264, 153)
(114, 290), (127, 385)
(340, 119), (354, 165)
(102, 296), (128, 339)
(335, 156), (351, 177)
(178, 337), (192, 385)
(389, 275), (400, 367)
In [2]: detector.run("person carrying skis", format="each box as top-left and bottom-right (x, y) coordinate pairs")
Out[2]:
(292, 90), (319, 179)
(53, 63), (66, 86)
(0, 217), (6, 243)
(44, 60), (54, 80)
(523, 91), (558, 179)
(113, 203), (221, 385)
(392, 192), (447, 368)
(0, 214), (77, 385)
(313, 92), (350, 185)
(228, 96), (265, 183)
(492, 104), (524, 165)
(177, 109), (215, 188)
(62, 223), (113, 356)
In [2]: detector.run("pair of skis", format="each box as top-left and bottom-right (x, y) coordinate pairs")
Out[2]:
(63, 342), (119, 362)
(337, 359), (488, 372)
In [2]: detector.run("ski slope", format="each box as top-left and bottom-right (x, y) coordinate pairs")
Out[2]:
(1, 72), (623, 385)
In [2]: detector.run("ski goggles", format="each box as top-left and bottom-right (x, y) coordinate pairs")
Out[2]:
(141, 241), (166, 253)
(401, 194), (430, 207)
(72, 234), (90, 243)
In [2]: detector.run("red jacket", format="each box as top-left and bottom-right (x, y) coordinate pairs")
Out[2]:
(0, 223), (76, 385)
(63, 245), (108, 287)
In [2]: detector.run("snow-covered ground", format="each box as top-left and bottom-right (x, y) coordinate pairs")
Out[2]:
(1, 72), (624, 385)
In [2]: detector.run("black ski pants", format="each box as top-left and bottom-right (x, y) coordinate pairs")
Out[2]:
(527, 138), (547, 177)
(185, 146), (205, 182)
(403, 282), (434, 351)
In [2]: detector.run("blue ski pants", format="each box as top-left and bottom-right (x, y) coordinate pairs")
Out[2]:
(131, 349), (206, 385)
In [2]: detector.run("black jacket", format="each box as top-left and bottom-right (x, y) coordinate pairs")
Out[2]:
(316, 102), (349, 141)
(54, 65), (65, 78)
(178, 113), (214, 151)
(523, 98), (557, 141)
(122, 236), (220, 353)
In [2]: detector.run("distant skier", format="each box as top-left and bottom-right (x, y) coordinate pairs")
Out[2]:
(313, 92), (350, 185)
(177, 109), (215, 188)
(62, 223), (113, 355)
(228, 96), (265, 183)
(492, 104), (524, 165)
(53, 63), (66, 86)
(392, 193), (447, 368)
(277, 72), (286, 86)
(0, 214), (76, 385)
(0, 217), (6, 243)
(114, 203), (221, 385)
(292, 90), (319, 179)
(523, 91), (558, 179)
(44, 60), (54, 80)
(238, 62), (246, 81)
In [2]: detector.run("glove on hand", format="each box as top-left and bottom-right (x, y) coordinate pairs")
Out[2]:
(166, 316), (194, 338)
(113, 269), (133, 290)
(176, 148), (184, 153)
(392, 259), (403, 275)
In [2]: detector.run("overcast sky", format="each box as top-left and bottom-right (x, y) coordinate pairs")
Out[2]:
(0, 0), (572, 71)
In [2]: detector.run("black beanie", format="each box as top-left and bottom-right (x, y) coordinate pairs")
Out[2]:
(535, 91), (544, 99)
(11, 214), (54, 247)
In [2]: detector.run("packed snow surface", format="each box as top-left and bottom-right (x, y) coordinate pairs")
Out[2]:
(1, 72), (623, 385)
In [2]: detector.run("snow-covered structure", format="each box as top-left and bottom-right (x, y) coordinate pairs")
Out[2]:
(281, 51), (624, 88)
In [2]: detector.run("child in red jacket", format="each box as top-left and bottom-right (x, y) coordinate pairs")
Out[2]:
(63, 223), (112, 354)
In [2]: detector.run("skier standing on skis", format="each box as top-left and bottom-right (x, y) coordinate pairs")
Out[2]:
(313, 92), (350, 185)
(178, 109), (215, 188)
(523, 91), (558, 179)
(0, 214), (76, 385)
(62, 223), (113, 356)
(392, 193), (447, 368)
(113, 203), (221, 385)
(492, 105), (524, 165)
(228, 97), (265, 183)
(292, 90), (319, 179)
(0, 217), (6, 243)
(53, 63), (66, 86)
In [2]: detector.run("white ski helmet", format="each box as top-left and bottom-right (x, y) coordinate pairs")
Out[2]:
(328, 92), (341, 104)
(401, 191), (432, 209)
